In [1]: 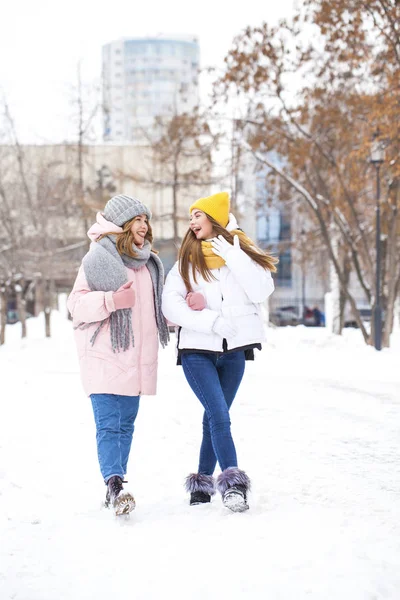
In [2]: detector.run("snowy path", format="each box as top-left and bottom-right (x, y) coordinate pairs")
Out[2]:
(1, 314), (400, 600)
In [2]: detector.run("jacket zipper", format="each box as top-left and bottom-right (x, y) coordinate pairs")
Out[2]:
(220, 269), (225, 350)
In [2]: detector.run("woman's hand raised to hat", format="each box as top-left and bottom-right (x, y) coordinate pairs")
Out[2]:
(211, 235), (240, 260)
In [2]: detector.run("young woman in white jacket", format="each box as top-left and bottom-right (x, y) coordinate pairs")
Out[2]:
(162, 192), (277, 512)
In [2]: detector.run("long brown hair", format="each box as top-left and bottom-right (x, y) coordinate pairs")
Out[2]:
(98, 217), (157, 257)
(178, 214), (278, 292)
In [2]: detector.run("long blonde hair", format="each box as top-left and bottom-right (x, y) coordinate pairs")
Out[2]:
(97, 217), (157, 257)
(178, 215), (278, 292)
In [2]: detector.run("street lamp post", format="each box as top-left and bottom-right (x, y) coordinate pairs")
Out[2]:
(370, 132), (385, 351)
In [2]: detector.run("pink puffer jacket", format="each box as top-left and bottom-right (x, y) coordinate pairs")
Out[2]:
(67, 216), (159, 397)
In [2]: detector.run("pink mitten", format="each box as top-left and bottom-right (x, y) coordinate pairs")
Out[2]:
(113, 281), (135, 310)
(186, 291), (206, 311)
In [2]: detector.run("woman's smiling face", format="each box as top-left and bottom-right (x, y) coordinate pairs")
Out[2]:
(130, 214), (148, 248)
(189, 209), (214, 240)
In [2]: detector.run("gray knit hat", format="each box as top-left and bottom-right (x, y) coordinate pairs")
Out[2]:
(103, 194), (152, 227)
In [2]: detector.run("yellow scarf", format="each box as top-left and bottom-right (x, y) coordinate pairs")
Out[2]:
(200, 240), (226, 269)
(200, 230), (252, 270)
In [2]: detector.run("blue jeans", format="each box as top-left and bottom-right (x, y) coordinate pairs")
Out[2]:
(90, 393), (140, 483)
(181, 351), (245, 475)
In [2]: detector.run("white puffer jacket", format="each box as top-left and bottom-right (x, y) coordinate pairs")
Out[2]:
(162, 246), (275, 353)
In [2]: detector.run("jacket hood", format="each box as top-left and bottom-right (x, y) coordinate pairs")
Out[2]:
(87, 212), (123, 242)
(226, 213), (239, 232)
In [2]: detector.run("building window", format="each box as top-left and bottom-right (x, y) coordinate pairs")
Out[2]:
(257, 210), (280, 242)
(279, 212), (291, 241)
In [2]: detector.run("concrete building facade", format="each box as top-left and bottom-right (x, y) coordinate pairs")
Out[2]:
(102, 36), (200, 143)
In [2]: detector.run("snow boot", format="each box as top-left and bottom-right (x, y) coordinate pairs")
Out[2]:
(190, 490), (212, 505)
(185, 473), (215, 506)
(217, 467), (251, 513)
(106, 475), (136, 516)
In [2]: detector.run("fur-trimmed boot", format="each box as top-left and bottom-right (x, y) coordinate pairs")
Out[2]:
(217, 467), (251, 513)
(106, 476), (136, 516)
(185, 473), (216, 506)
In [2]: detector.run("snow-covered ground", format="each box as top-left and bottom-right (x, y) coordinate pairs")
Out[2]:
(1, 311), (400, 600)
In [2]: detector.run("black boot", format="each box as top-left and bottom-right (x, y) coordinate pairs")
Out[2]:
(185, 473), (215, 506)
(190, 490), (211, 505)
(106, 476), (136, 516)
(217, 468), (251, 513)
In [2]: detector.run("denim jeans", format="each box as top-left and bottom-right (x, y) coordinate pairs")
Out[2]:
(90, 393), (140, 483)
(181, 351), (245, 475)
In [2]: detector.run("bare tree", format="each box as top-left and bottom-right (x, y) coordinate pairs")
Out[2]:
(123, 109), (220, 246)
(0, 100), (88, 341)
(70, 61), (100, 237)
(214, 2), (400, 347)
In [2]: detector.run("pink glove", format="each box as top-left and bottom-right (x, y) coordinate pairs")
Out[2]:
(113, 281), (135, 310)
(186, 291), (206, 311)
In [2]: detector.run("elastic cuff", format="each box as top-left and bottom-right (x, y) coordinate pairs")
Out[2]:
(104, 290), (116, 313)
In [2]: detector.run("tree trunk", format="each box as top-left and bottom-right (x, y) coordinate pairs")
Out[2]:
(383, 297), (393, 349)
(381, 202), (399, 348)
(172, 181), (179, 247)
(43, 278), (54, 338)
(0, 288), (7, 345)
(339, 290), (347, 332)
(16, 280), (27, 339)
(45, 307), (51, 338)
(230, 126), (241, 214)
(382, 281), (399, 349)
(339, 254), (351, 331)
(369, 302), (377, 347)
(393, 297), (400, 333)
(328, 225), (342, 335)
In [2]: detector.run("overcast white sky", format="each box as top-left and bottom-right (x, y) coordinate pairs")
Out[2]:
(0, 0), (295, 143)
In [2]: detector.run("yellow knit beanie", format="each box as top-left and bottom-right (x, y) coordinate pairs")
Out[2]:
(189, 192), (230, 227)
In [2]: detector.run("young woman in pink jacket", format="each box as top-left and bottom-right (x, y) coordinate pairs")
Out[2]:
(68, 194), (169, 516)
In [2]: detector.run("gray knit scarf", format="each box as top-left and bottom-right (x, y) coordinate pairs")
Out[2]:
(76, 236), (169, 352)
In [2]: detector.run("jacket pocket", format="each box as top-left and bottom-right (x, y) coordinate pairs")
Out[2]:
(85, 350), (130, 382)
